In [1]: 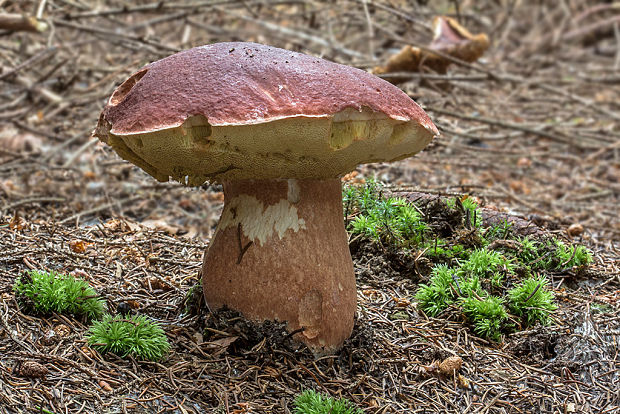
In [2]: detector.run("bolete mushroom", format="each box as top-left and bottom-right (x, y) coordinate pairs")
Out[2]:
(94, 42), (437, 354)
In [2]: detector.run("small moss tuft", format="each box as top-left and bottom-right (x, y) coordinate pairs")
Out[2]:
(508, 275), (557, 326)
(294, 390), (362, 414)
(460, 249), (514, 288)
(347, 184), (427, 247)
(548, 239), (592, 269)
(13, 270), (105, 320)
(461, 295), (508, 342)
(415, 264), (457, 317)
(86, 314), (170, 361)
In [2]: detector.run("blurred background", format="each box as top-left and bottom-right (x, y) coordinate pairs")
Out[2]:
(1, 0), (618, 250)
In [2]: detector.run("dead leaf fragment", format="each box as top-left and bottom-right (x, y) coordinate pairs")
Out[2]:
(103, 218), (133, 232)
(206, 192), (224, 202)
(457, 373), (470, 388)
(509, 179), (531, 195)
(81, 345), (97, 359)
(141, 219), (179, 235)
(517, 157), (532, 168)
(69, 239), (89, 253)
(141, 276), (173, 292)
(392, 296), (411, 307)
(83, 171), (97, 181)
(429, 16), (489, 68)
(0, 127), (42, 154)
(9, 213), (27, 231)
(206, 335), (238, 349)
(55, 324), (71, 338)
(373, 16), (489, 80)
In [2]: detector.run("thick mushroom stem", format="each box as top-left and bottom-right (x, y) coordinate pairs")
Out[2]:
(202, 178), (356, 354)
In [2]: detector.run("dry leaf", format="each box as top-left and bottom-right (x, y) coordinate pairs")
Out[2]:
(374, 16), (489, 80)
(342, 171), (359, 181)
(83, 171), (97, 180)
(517, 157), (532, 168)
(457, 373), (470, 388)
(71, 269), (90, 280)
(206, 192), (224, 202)
(69, 239), (89, 253)
(55, 324), (71, 338)
(9, 213), (27, 230)
(392, 296), (411, 307)
(509, 180), (531, 195)
(142, 219), (179, 235)
(0, 126), (42, 154)
(141, 276), (173, 292)
(206, 336), (238, 349)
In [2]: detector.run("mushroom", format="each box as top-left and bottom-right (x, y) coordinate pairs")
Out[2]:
(94, 42), (437, 354)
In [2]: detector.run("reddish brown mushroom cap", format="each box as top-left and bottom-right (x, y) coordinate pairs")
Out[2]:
(99, 42), (436, 133)
(94, 42), (437, 185)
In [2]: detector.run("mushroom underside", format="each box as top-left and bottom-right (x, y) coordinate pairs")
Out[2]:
(99, 112), (433, 185)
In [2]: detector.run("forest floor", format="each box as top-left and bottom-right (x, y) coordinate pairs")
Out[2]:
(0, 1), (619, 413)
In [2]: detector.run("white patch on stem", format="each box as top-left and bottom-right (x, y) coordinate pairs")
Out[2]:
(219, 194), (306, 246)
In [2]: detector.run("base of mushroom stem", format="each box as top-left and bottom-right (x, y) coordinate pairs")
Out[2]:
(202, 178), (356, 355)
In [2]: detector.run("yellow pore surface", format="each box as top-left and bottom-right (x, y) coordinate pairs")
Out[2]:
(106, 108), (433, 186)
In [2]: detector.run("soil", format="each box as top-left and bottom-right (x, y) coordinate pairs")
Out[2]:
(1, 1), (619, 413)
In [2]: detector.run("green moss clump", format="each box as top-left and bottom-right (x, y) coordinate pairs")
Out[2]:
(86, 314), (170, 361)
(461, 295), (508, 342)
(508, 275), (557, 326)
(294, 390), (362, 414)
(415, 265), (457, 317)
(346, 182), (426, 246)
(13, 270), (105, 320)
(460, 249), (514, 288)
(517, 237), (540, 263)
(547, 239), (592, 269)
(516, 237), (593, 271)
(343, 179), (592, 342)
(423, 238), (468, 260)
